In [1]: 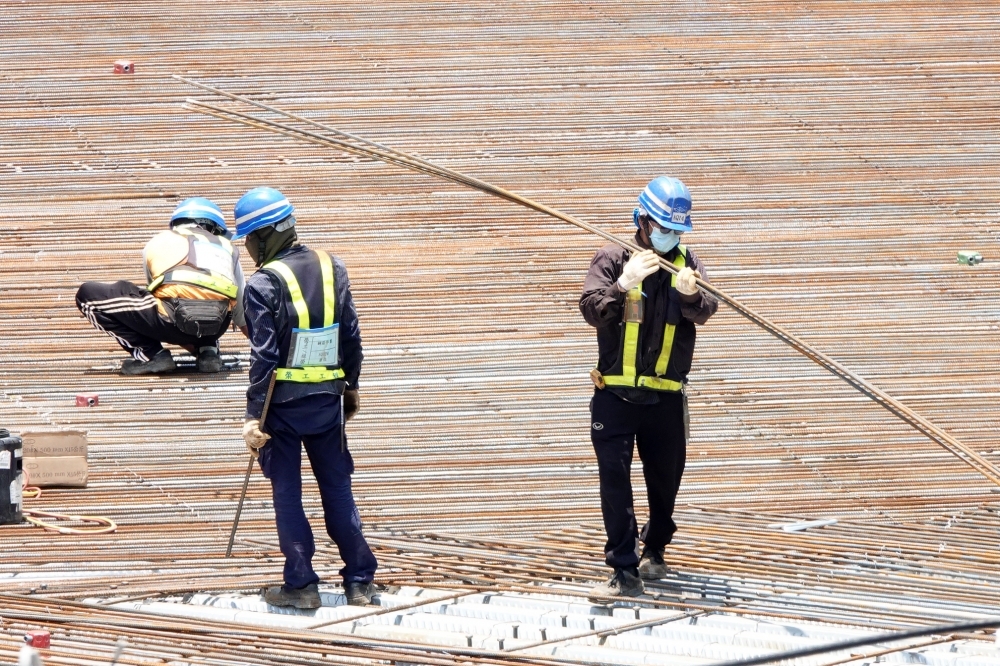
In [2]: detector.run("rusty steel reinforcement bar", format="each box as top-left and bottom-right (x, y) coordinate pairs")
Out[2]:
(225, 370), (276, 558)
(176, 77), (1000, 489)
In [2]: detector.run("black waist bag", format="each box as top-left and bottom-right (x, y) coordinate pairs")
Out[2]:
(169, 299), (230, 337)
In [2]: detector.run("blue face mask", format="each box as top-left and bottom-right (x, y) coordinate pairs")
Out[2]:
(649, 226), (680, 253)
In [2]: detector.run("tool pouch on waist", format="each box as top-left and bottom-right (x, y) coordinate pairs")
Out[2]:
(169, 298), (229, 337)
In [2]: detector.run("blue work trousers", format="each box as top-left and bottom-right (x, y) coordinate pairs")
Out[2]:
(258, 393), (377, 588)
(590, 388), (687, 571)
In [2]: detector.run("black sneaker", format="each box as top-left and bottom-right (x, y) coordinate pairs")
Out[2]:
(588, 568), (644, 602)
(344, 581), (376, 606)
(196, 346), (224, 373)
(263, 583), (321, 609)
(638, 547), (671, 580)
(121, 349), (176, 376)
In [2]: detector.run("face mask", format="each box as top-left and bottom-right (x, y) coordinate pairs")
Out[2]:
(246, 224), (299, 267)
(649, 226), (680, 253)
(245, 233), (263, 267)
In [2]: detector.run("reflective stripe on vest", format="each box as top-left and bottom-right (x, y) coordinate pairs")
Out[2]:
(148, 269), (239, 299)
(264, 251), (342, 383)
(601, 246), (688, 393)
(276, 366), (345, 383)
(147, 227), (238, 298)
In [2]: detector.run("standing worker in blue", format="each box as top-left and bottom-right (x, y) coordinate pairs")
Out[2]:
(76, 197), (246, 375)
(235, 187), (378, 608)
(579, 176), (718, 600)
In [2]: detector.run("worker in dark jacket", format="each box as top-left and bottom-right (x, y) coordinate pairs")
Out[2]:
(579, 176), (718, 601)
(235, 187), (377, 608)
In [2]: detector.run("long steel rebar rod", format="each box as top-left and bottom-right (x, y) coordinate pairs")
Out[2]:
(176, 77), (1000, 488)
(225, 369), (276, 557)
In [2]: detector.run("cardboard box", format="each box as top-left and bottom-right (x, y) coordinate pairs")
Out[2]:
(20, 431), (88, 488)
(22, 457), (88, 488)
(21, 430), (87, 458)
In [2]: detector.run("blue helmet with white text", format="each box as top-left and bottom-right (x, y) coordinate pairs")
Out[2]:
(636, 176), (693, 232)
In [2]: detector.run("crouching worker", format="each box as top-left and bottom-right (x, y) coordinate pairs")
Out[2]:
(76, 197), (247, 375)
(235, 187), (377, 608)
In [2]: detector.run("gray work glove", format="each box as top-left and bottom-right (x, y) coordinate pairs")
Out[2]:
(242, 419), (271, 459)
(344, 389), (360, 422)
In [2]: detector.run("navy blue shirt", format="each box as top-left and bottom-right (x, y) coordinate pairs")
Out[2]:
(243, 245), (363, 419)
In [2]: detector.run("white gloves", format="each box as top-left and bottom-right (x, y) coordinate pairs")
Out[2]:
(617, 250), (660, 292)
(242, 419), (271, 459)
(675, 267), (702, 296)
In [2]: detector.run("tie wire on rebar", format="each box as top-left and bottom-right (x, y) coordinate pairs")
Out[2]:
(175, 75), (1000, 489)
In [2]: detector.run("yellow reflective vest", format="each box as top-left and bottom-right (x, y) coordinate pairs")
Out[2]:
(263, 249), (346, 384)
(145, 227), (239, 301)
(599, 246), (689, 393)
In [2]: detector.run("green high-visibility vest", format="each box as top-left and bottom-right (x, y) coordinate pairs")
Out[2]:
(601, 246), (688, 392)
(264, 251), (346, 384)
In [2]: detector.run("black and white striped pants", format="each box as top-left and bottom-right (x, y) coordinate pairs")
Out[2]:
(75, 280), (227, 361)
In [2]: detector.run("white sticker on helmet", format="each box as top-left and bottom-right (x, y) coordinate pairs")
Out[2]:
(671, 210), (688, 224)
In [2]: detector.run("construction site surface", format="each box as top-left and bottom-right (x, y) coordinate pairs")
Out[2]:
(2, 2), (1000, 666)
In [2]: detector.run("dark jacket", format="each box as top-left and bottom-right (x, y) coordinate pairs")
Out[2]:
(579, 234), (718, 404)
(243, 245), (363, 419)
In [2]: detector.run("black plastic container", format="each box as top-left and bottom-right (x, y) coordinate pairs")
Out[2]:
(0, 428), (24, 524)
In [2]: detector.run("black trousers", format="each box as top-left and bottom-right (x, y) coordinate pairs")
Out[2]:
(590, 388), (687, 571)
(76, 280), (227, 362)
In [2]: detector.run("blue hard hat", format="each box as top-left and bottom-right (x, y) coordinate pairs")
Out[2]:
(637, 176), (693, 232)
(232, 187), (295, 240)
(170, 197), (228, 235)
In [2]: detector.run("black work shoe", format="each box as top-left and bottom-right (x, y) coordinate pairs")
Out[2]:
(588, 568), (644, 602)
(638, 548), (671, 580)
(196, 346), (224, 373)
(120, 349), (176, 376)
(263, 583), (321, 609)
(344, 581), (376, 606)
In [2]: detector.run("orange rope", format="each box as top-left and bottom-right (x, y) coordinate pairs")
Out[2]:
(20, 470), (116, 535)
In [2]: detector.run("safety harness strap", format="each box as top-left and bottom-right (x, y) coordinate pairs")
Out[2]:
(599, 246), (688, 393)
(264, 251), (337, 330)
(318, 251), (336, 328)
(148, 269), (238, 298)
(264, 260), (309, 329)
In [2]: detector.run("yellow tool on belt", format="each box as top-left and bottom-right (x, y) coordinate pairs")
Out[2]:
(589, 368), (606, 390)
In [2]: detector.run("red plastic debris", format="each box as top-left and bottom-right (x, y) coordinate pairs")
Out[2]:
(24, 630), (50, 648)
(113, 60), (134, 74)
(76, 394), (99, 407)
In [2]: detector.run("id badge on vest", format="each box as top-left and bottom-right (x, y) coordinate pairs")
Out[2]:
(288, 324), (340, 368)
